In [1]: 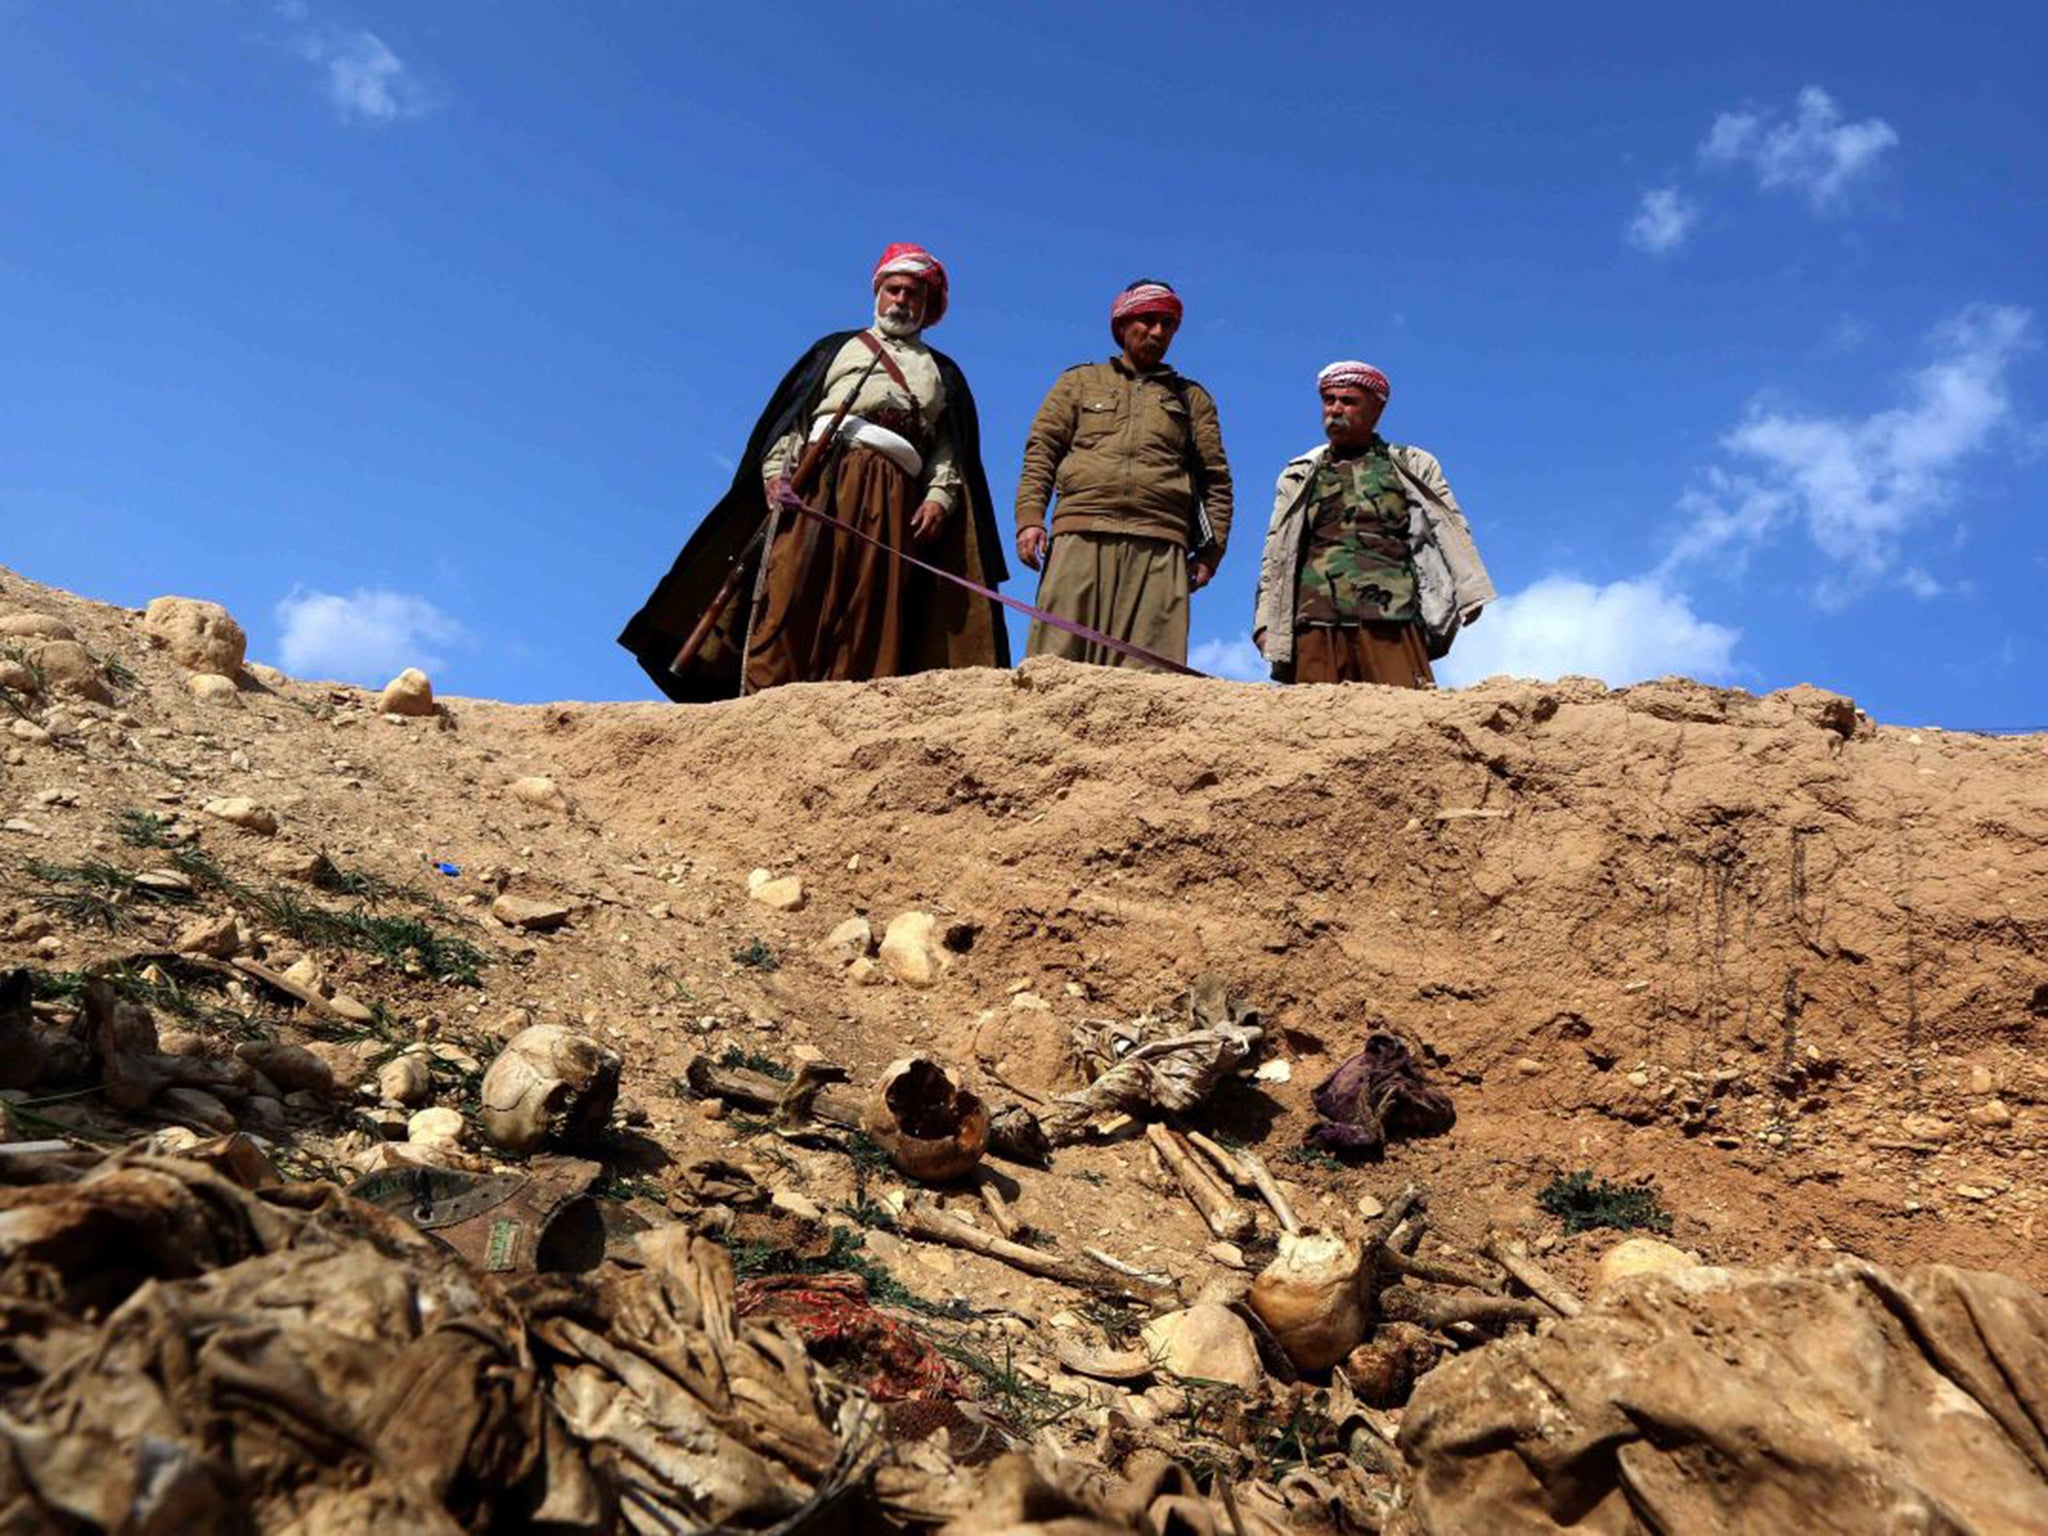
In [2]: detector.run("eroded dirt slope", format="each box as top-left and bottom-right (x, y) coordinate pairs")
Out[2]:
(4, 560), (2044, 1299)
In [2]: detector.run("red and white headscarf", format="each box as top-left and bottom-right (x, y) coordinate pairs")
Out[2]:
(1109, 281), (1183, 338)
(1317, 361), (1391, 402)
(872, 243), (949, 327)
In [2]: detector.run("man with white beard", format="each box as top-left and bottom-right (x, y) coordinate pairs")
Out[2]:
(619, 244), (1011, 699)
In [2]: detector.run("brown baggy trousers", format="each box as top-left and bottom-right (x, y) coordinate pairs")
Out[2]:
(743, 446), (933, 693)
(1286, 622), (1435, 688)
(1024, 531), (1189, 670)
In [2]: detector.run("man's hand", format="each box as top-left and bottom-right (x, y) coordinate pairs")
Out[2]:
(1017, 526), (1048, 571)
(1189, 559), (1216, 592)
(766, 474), (796, 508)
(910, 501), (947, 542)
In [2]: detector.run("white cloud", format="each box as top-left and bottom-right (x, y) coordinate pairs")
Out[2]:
(1435, 576), (1739, 688)
(1627, 187), (1698, 254)
(1701, 86), (1897, 208)
(274, 587), (468, 683)
(281, 6), (432, 124)
(1190, 636), (1271, 683)
(1667, 304), (2031, 593)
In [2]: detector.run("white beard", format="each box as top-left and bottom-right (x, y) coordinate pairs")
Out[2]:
(874, 301), (923, 339)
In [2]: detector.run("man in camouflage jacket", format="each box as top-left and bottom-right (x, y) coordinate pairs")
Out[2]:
(1252, 361), (1493, 687)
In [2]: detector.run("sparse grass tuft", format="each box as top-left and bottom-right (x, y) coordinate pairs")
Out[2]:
(717, 1044), (791, 1080)
(112, 809), (177, 849)
(1537, 1169), (1674, 1234)
(241, 885), (486, 986)
(935, 1337), (1084, 1435)
(22, 857), (192, 931)
(730, 937), (780, 972)
(94, 652), (138, 691)
(1281, 1143), (1344, 1172)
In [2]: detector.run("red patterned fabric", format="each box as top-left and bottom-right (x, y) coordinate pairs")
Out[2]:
(1109, 281), (1182, 333)
(1317, 360), (1391, 401)
(737, 1273), (960, 1403)
(872, 242), (949, 327)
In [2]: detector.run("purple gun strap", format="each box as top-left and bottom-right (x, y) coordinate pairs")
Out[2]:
(772, 487), (1208, 678)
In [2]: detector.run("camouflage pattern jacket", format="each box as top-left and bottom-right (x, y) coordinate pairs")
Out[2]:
(1252, 442), (1496, 667)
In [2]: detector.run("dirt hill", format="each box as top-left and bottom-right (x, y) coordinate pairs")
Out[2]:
(3, 562), (2044, 1528)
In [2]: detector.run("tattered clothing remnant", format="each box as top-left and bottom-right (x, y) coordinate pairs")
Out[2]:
(1042, 973), (1262, 1146)
(1307, 1034), (1455, 1155)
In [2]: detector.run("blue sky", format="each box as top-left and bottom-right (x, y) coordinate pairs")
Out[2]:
(4, 1), (2044, 728)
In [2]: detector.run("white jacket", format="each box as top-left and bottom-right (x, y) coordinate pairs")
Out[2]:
(1252, 442), (1496, 666)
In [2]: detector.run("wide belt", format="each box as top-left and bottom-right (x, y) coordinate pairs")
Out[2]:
(809, 413), (923, 480)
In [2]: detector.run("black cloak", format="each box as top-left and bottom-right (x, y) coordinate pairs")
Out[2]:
(618, 331), (1013, 702)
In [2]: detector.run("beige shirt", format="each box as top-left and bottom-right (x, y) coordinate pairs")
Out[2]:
(761, 329), (961, 511)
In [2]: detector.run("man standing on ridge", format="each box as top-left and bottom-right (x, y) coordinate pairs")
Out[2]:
(1013, 279), (1233, 670)
(1252, 361), (1493, 687)
(618, 244), (1011, 701)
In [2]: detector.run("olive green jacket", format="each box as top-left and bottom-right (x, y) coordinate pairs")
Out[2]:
(1014, 358), (1234, 557)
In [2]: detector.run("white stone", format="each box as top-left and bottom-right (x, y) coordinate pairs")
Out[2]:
(509, 776), (572, 814)
(203, 797), (278, 836)
(492, 893), (571, 931)
(186, 672), (241, 706)
(817, 916), (874, 966)
(174, 911), (241, 959)
(878, 910), (947, 988)
(408, 1106), (467, 1147)
(1593, 1237), (1697, 1296)
(377, 1054), (434, 1106)
(377, 668), (436, 717)
(144, 596), (246, 675)
(749, 874), (805, 912)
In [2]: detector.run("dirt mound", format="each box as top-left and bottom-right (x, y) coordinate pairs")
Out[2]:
(3, 562), (2044, 1531)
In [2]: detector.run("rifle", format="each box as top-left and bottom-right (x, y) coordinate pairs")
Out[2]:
(669, 348), (887, 677)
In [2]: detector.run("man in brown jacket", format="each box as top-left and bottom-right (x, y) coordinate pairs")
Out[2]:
(1013, 280), (1233, 669)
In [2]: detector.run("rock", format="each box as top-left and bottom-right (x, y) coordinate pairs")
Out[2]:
(1594, 1237), (1698, 1296)
(175, 911), (242, 960)
(0, 659), (34, 695)
(1771, 683), (1867, 740)
(1008, 990), (1050, 1013)
(234, 1042), (335, 1097)
(407, 1106), (467, 1147)
(377, 1053), (433, 1107)
(818, 916), (873, 966)
(157, 1029), (207, 1058)
(283, 956), (327, 994)
(847, 957), (881, 987)
(1967, 1099), (2014, 1130)
(240, 1095), (290, 1135)
(770, 1189), (824, 1222)
(303, 1040), (370, 1093)
(878, 911), (948, 988)
(1967, 1066), (1997, 1096)
(478, 1024), (621, 1154)
(492, 894), (571, 932)
(328, 993), (376, 1026)
(10, 721), (51, 746)
(748, 872), (806, 912)
(1140, 1304), (1263, 1392)
(203, 797), (278, 836)
(186, 672), (241, 706)
(0, 611), (74, 641)
(509, 776), (572, 814)
(376, 668), (436, 717)
(261, 843), (326, 881)
(1900, 1113), (1956, 1143)
(143, 596), (246, 675)
(158, 1086), (237, 1135)
(22, 640), (112, 704)
(1514, 1056), (1546, 1077)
